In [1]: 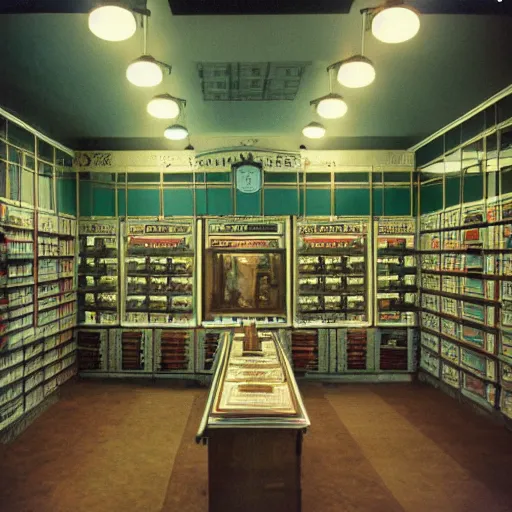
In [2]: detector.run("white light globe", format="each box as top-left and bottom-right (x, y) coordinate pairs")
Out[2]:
(147, 95), (180, 119)
(88, 5), (137, 42)
(302, 122), (326, 139)
(126, 56), (163, 87)
(316, 95), (348, 119)
(372, 6), (420, 44)
(164, 125), (189, 141)
(337, 56), (376, 88)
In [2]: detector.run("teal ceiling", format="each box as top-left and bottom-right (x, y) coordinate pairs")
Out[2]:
(0, 0), (511, 151)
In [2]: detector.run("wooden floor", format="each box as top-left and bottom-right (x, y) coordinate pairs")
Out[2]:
(1, 379), (512, 512)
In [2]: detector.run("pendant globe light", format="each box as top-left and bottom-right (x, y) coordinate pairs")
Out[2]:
(371, 2), (420, 44)
(314, 94), (348, 119)
(310, 69), (348, 120)
(331, 11), (376, 89)
(88, 5), (137, 42)
(164, 124), (189, 141)
(126, 11), (171, 87)
(127, 55), (163, 87)
(147, 94), (184, 119)
(302, 122), (326, 139)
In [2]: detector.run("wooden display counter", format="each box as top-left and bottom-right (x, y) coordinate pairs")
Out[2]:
(196, 328), (310, 512)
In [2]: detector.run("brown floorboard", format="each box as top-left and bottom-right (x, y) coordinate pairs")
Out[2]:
(300, 383), (404, 512)
(372, 382), (512, 505)
(161, 391), (209, 512)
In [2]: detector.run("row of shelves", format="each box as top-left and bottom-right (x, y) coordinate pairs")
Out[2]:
(419, 197), (512, 420)
(0, 329), (77, 432)
(76, 327), (417, 376)
(77, 216), (418, 328)
(0, 203), (78, 434)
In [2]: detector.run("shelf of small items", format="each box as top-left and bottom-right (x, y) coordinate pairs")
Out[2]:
(154, 329), (195, 373)
(295, 219), (369, 327)
(123, 220), (196, 327)
(375, 218), (417, 326)
(37, 213), (77, 339)
(77, 329), (110, 373)
(418, 201), (500, 410)
(78, 219), (118, 326)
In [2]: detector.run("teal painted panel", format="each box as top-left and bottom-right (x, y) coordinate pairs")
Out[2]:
(206, 172), (231, 183)
(92, 186), (115, 217)
(264, 188), (299, 215)
(206, 188), (233, 215)
(445, 175), (461, 207)
(420, 182), (443, 214)
(305, 189), (330, 216)
(236, 190), (261, 216)
(335, 172), (369, 183)
(334, 188), (370, 216)
(463, 174), (484, 203)
(306, 173), (331, 183)
(117, 188), (126, 217)
(127, 189), (160, 216)
(383, 187), (411, 216)
(195, 188), (207, 216)
(79, 181), (93, 217)
(163, 173), (193, 183)
(373, 187), (384, 216)
(57, 176), (77, 215)
(163, 188), (194, 216)
(264, 172), (298, 184)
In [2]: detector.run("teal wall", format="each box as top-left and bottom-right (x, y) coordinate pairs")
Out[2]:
(0, 113), (75, 216)
(78, 170), (414, 218)
(419, 173), (485, 214)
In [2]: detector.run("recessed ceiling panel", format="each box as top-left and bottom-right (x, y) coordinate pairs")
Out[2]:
(198, 62), (309, 101)
(169, 0), (354, 15)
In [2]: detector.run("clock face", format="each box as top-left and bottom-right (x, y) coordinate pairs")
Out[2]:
(236, 164), (262, 194)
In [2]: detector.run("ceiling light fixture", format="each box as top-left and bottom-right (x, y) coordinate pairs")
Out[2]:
(88, 5), (137, 42)
(164, 124), (189, 141)
(371, 2), (420, 44)
(127, 55), (164, 87)
(126, 11), (171, 87)
(311, 93), (348, 120)
(147, 94), (185, 119)
(302, 122), (326, 139)
(310, 68), (348, 119)
(329, 11), (375, 89)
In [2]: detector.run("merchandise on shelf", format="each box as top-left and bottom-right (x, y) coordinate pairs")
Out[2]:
(295, 218), (369, 326)
(197, 330), (222, 372)
(291, 330), (319, 372)
(378, 328), (410, 371)
(78, 219), (118, 325)
(77, 330), (109, 372)
(441, 362), (460, 388)
(418, 201), (505, 413)
(345, 328), (370, 370)
(420, 348), (440, 378)
(124, 219), (196, 326)
(375, 218), (417, 326)
(112, 329), (152, 372)
(154, 329), (194, 372)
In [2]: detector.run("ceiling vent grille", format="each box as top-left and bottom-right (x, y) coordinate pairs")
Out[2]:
(198, 62), (309, 101)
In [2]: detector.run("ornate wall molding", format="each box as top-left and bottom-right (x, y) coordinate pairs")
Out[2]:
(73, 150), (196, 171)
(195, 148), (301, 171)
(301, 150), (415, 171)
(73, 148), (414, 173)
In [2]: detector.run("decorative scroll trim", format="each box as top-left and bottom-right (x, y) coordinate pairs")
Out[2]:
(73, 149), (414, 172)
